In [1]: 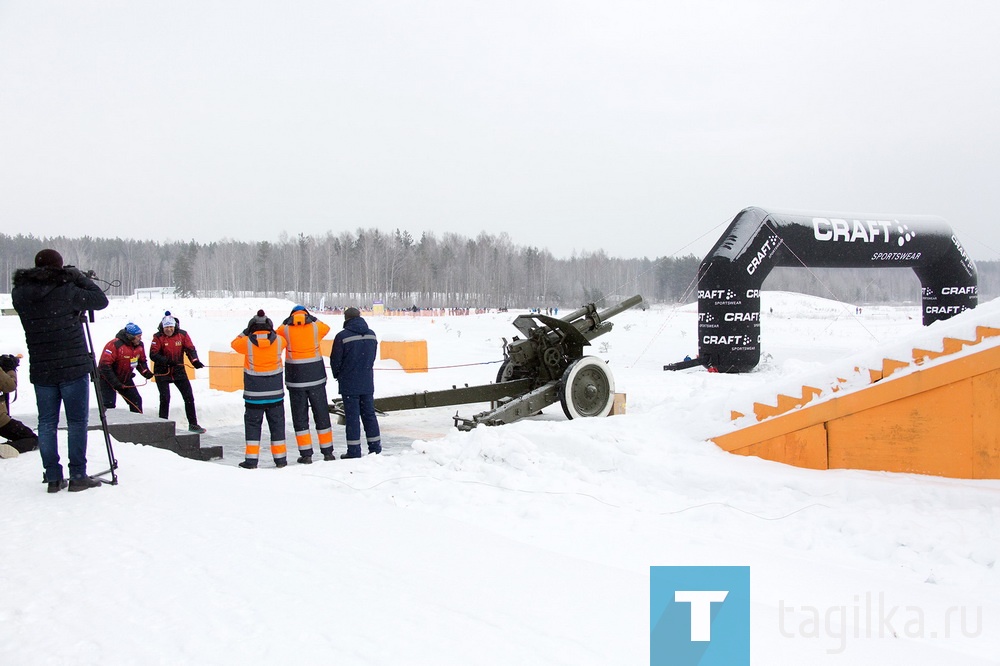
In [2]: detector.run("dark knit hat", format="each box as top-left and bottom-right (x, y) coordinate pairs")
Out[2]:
(344, 307), (361, 321)
(34, 249), (63, 268)
(247, 309), (274, 333)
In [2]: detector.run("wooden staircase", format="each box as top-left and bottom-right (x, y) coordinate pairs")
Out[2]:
(713, 326), (1000, 479)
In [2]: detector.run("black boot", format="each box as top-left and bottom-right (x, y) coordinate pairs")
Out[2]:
(68, 477), (102, 492)
(340, 445), (362, 459)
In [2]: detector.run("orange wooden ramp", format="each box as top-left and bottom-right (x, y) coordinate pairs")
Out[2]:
(713, 326), (1000, 479)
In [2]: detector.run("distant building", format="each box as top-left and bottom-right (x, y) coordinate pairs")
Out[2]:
(134, 287), (176, 299)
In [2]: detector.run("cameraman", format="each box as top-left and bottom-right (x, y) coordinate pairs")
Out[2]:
(0, 353), (38, 459)
(11, 249), (109, 493)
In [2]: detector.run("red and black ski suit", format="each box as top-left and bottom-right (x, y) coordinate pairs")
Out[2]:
(149, 318), (204, 429)
(98, 329), (154, 413)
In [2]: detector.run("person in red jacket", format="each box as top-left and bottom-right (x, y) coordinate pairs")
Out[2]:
(98, 323), (154, 413)
(149, 311), (206, 433)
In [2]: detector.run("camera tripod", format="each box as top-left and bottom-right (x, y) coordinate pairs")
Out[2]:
(83, 311), (118, 485)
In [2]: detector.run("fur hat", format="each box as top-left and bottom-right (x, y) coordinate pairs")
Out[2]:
(125, 323), (142, 336)
(344, 307), (361, 321)
(247, 309), (274, 333)
(34, 249), (63, 268)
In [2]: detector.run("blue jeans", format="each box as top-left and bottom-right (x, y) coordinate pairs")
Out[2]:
(35, 374), (91, 482)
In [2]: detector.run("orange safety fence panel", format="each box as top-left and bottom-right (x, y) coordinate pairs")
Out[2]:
(208, 350), (244, 392)
(380, 340), (428, 373)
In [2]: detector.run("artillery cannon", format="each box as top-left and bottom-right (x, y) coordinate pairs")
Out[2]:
(331, 294), (644, 430)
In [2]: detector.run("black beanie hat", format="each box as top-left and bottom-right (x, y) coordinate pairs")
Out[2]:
(344, 307), (361, 321)
(247, 309), (274, 333)
(35, 249), (63, 268)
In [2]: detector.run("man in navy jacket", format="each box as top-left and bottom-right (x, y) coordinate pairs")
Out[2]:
(329, 307), (381, 458)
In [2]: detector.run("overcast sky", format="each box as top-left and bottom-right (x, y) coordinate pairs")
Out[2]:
(2, 1), (999, 260)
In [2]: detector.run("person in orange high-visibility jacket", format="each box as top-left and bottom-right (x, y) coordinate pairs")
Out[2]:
(231, 310), (288, 469)
(276, 305), (334, 463)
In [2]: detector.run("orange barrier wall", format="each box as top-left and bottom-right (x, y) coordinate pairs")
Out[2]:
(713, 344), (1000, 479)
(208, 351), (244, 393)
(380, 340), (428, 373)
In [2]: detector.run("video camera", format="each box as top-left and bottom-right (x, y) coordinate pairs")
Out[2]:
(65, 265), (98, 280)
(0, 354), (21, 372)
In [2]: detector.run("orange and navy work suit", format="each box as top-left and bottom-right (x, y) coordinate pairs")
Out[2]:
(231, 330), (287, 467)
(98, 329), (154, 413)
(276, 310), (333, 460)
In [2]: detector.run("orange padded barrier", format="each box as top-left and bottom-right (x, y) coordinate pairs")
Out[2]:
(208, 351), (244, 392)
(713, 344), (1000, 479)
(380, 340), (428, 373)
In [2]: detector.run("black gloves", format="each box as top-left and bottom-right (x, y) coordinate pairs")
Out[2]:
(0, 354), (19, 372)
(142, 370), (154, 380)
(64, 266), (96, 286)
(191, 360), (205, 369)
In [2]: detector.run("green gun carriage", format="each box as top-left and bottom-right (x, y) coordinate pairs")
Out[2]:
(331, 294), (644, 430)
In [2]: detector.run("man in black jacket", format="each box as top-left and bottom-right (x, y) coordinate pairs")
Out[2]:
(11, 249), (109, 493)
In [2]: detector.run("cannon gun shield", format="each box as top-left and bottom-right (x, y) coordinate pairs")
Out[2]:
(559, 356), (615, 419)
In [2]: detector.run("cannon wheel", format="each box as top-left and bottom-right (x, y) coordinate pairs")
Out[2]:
(559, 356), (615, 420)
(496, 359), (517, 383)
(496, 359), (543, 416)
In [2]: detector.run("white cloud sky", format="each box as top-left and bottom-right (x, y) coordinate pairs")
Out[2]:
(2, 1), (999, 260)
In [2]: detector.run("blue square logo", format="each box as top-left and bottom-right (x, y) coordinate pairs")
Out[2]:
(650, 566), (750, 666)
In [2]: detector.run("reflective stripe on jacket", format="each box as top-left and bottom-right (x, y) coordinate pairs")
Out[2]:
(276, 312), (330, 390)
(330, 316), (377, 396)
(231, 331), (286, 403)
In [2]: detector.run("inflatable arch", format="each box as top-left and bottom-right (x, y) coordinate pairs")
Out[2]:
(696, 206), (978, 373)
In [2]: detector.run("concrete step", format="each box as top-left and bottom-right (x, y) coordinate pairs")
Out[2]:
(20, 409), (223, 462)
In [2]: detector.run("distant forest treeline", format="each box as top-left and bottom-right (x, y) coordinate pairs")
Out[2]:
(2, 230), (999, 308)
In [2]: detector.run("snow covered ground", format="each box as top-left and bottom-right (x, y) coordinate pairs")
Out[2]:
(1, 292), (998, 664)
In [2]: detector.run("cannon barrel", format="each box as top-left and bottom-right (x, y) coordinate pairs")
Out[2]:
(592, 294), (644, 323)
(567, 294), (644, 340)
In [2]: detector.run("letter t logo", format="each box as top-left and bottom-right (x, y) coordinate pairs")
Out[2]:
(650, 566), (750, 665)
(674, 590), (729, 641)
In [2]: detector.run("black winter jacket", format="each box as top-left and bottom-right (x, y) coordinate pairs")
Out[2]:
(11, 266), (109, 385)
